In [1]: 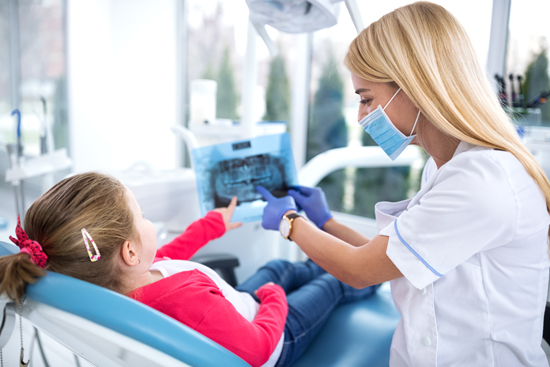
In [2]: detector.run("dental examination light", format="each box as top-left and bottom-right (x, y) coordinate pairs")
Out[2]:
(246, 0), (364, 55)
(171, 125), (200, 167)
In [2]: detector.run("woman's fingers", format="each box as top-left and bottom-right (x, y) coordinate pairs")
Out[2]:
(256, 186), (275, 201)
(287, 190), (305, 204)
(292, 185), (316, 195)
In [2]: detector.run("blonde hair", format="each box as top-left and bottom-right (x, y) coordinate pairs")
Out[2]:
(0, 172), (137, 303)
(344, 1), (550, 240)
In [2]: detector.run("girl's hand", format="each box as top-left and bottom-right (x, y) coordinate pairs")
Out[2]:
(213, 196), (243, 232)
(254, 282), (275, 296)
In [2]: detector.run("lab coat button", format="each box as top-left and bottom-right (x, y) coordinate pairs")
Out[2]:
(421, 336), (432, 346)
(421, 287), (427, 295)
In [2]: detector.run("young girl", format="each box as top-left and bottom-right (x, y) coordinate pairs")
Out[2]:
(0, 172), (378, 367)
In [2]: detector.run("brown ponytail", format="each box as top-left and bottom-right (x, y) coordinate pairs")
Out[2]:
(0, 253), (44, 305)
(0, 172), (137, 304)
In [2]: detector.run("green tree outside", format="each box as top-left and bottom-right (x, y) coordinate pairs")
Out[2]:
(307, 54), (348, 211)
(216, 47), (239, 120)
(352, 132), (412, 218)
(264, 54), (290, 122)
(523, 46), (550, 125)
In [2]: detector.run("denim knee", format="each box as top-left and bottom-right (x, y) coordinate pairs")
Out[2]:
(259, 259), (293, 273)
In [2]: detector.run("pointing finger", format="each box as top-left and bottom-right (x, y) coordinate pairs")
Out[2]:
(228, 196), (238, 212)
(256, 186), (275, 201)
(227, 221), (243, 230)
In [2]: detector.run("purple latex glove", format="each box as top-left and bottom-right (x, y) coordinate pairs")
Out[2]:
(287, 186), (332, 228)
(256, 186), (297, 231)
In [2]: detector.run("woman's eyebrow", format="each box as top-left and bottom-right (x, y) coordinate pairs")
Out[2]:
(355, 88), (371, 94)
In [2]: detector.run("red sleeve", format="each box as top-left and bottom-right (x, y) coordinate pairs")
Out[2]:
(155, 211), (225, 261)
(196, 283), (288, 367)
(131, 271), (288, 367)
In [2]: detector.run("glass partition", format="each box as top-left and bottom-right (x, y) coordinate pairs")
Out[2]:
(506, 0), (550, 127)
(306, 0), (493, 218)
(0, 0), (67, 157)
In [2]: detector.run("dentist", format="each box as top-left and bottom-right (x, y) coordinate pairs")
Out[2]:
(257, 2), (550, 366)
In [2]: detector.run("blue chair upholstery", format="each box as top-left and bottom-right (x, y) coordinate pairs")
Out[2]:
(293, 287), (399, 367)
(0, 241), (248, 367)
(0, 240), (400, 366)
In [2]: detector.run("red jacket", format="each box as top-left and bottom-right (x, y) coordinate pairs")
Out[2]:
(127, 212), (288, 367)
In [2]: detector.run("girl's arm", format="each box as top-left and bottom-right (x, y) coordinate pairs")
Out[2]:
(131, 271), (286, 367)
(196, 284), (287, 367)
(155, 211), (226, 260)
(155, 197), (242, 261)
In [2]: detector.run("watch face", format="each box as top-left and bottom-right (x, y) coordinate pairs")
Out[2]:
(279, 217), (290, 238)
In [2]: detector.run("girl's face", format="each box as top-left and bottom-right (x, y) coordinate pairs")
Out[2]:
(351, 73), (420, 140)
(125, 188), (157, 267)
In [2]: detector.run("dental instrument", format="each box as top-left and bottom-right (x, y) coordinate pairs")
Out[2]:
(5, 108), (72, 217)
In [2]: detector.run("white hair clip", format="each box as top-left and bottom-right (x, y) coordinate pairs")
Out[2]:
(81, 228), (101, 262)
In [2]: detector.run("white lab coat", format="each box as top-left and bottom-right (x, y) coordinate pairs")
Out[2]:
(376, 141), (550, 367)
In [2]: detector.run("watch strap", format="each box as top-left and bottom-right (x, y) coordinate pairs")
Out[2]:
(283, 213), (306, 241)
(285, 213), (305, 221)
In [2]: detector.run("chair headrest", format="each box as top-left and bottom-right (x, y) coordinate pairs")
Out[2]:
(0, 241), (248, 367)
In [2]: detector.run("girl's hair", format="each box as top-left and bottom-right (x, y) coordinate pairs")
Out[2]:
(344, 2), (550, 241)
(0, 172), (136, 304)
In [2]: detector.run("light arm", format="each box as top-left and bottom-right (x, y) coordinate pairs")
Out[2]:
(321, 217), (371, 247)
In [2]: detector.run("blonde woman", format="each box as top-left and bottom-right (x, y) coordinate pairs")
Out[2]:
(257, 2), (550, 366)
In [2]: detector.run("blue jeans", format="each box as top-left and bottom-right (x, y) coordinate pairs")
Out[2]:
(235, 259), (379, 367)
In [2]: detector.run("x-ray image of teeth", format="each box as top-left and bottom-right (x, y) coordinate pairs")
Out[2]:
(192, 133), (299, 223)
(214, 154), (284, 207)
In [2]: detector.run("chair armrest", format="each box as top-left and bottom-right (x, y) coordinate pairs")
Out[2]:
(191, 254), (240, 287)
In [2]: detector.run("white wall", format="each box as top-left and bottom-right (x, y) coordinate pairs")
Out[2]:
(67, 0), (177, 172)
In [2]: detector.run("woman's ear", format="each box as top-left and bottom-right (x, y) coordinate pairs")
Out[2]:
(120, 240), (140, 267)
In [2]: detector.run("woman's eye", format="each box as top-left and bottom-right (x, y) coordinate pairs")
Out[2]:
(360, 99), (372, 105)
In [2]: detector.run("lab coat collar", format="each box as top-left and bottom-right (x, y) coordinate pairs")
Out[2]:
(451, 140), (476, 159)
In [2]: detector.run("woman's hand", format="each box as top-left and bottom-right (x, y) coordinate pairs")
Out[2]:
(256, 186), (297, 231)
(213, 196), (243, 231)
(288, 186), (332, 228)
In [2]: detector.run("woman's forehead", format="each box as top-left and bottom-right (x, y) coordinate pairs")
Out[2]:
(351, 75), (386, 92)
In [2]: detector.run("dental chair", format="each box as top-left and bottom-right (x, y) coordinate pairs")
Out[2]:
(0, 146), (422, 366)
(0, 239), (399, 367)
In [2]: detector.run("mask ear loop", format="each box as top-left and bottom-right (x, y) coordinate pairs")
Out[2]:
(410, 110), (421, 137)
(383, 87), (402, 110)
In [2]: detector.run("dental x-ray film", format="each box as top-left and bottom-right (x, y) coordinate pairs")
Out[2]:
(192, 133), (299, 223)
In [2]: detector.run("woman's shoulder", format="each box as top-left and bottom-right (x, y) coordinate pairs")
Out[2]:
(441, 141), (528, 185)
(440, 142), (549, 236)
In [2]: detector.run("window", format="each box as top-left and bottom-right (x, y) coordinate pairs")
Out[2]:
(0, 0), (68, 157)
(506, 0), (550, 126)
(306, 0), (493, 218)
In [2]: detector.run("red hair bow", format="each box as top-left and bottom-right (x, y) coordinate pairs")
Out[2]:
(9, 215), (48, 269)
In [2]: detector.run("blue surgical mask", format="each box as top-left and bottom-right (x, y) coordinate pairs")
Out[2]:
(358, 87), (421, 160)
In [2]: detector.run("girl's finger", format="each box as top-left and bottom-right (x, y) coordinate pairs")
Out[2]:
(227, 221), (243, 231)
(228, 196), (238, 211)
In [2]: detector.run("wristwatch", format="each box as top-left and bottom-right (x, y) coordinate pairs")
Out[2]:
(279, 213), (306, 241)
